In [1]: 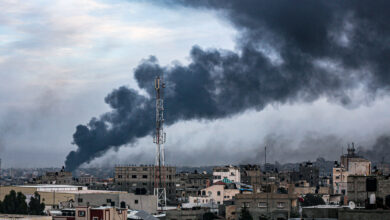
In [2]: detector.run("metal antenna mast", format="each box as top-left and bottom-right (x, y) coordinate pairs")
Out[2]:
(153, 75), (167, 211)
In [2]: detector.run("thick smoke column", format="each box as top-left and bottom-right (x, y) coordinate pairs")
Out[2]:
(65, 1), (390, 171)
(360, 135), (390, 163)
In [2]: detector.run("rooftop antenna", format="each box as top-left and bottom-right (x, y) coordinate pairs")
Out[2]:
(153, 74), (167, 211)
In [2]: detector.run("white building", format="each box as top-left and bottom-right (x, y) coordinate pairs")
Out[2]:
(212, 165), (240, 183)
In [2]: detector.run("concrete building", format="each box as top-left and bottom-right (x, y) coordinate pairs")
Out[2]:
(347, 175), (390, 208)
(76, 175), (98, 186)
(35, 167), (73, 185)
(114, 165), (176, 202)
(52, 206), (127, 220)
(213, 165), (240, 183)
(225, 205), (237, 220)
(291, 162), (319, 187)
(234, 191), (298, 220)
(165, 208), (210, 220)
(175, 171), (212, 202)
(188, 182), (240, 205)
(239, 164), (262, 187)
(340, 144), (371, 176)
(332, 144), (371, 195)
(0, 185), (157, 214)
(75, 192), (157, 214)
(333, 163), (348, 195)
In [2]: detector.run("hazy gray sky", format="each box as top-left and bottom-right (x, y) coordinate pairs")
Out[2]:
(1, 0), (389, 168)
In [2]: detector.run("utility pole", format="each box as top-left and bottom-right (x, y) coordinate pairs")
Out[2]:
(153, 75), (167, 211)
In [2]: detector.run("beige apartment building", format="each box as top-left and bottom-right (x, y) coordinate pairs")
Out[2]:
(188, 182), (240, 205)
(333, 144), (371, 195)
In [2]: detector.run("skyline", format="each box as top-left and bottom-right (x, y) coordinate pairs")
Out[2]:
(1, 0), (390, 168)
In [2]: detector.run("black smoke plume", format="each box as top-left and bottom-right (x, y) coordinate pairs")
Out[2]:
(360, 135), (390, 163)
(65, 1), (390, 171)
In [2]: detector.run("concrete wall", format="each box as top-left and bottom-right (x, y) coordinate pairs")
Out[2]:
(348, 161), (371, 176)
(225, 205), (236, 220)
(302, 207), (339, 218)
(234, 193), (298, 220)
(119, 193), (157, 214)
(0, 214), (52, 220)
(75, 193), (157, 214)
(75, 193), (120, 207)
(166, 209), (208, 220)
(338, 209), (390, 220)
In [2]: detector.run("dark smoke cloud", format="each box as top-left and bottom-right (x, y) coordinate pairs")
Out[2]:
(65, 1), (390, 170)
(360, 135), (390, 163)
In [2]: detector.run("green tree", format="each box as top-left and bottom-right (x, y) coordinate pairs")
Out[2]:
(2, 190), (28, 214)
(28, 192), (45, 215)
(15, 192), (28, 214)
(301, 194), (325, 207)
(239, 207), (253, 220)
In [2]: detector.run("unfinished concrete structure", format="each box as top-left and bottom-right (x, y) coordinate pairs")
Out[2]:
(35, 167), (73, 185)
(175, 171), (212, 202)
(114, 165), (176, 202)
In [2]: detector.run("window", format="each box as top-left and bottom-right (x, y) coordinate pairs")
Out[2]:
(78, 198), (83, 203)
(142, 175), (147, 179)
(277, 202), (285, 208)
(242, 202), (250, 208)
(93, 217), (98, 220)
(135, 200), (139, 204)
(132, 175), (137, 179)
(78, 211), (86, 217)
(217, 191), (221, 196)
(258, 202), (267, 208)
(107, 199), (111, 203)
(118, 175), (122, 178)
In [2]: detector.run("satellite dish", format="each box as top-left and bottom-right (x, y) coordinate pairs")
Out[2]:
(349, 201), (356, 210)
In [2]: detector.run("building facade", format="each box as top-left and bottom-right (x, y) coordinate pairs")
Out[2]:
(291, 162), (319, 187)
(114, 165), (176, 202)
(175, 171), (212, 202)
(188, 182), (239, 205)
(240, 164), (262, 187)
(213, 166), (240, 183)
(35, 167), (73, 185)
(234, 191), (298, 220)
